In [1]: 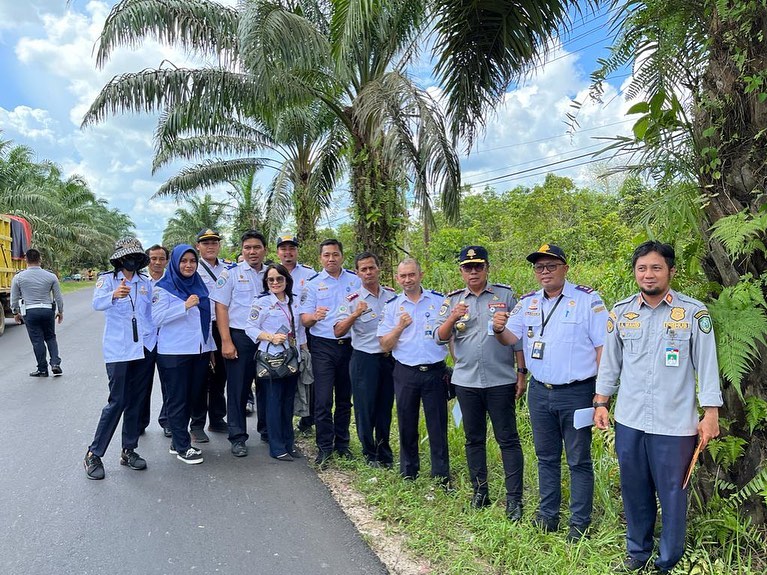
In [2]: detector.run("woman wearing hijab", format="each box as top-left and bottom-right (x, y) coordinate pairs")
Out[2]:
(152, 244), (215, 464)
(246, 264), (307, 461)
(84, 237), (156, 480)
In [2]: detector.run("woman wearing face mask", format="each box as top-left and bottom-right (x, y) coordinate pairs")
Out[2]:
(152, 244), (214, 464)
(246, 264), (306, 461)
(84, 237), (156, 480)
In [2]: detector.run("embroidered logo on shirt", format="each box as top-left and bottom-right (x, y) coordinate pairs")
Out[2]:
(623, 312), (639, 320)
(96, 278), (105, 289)
(669, 307), (686, 321)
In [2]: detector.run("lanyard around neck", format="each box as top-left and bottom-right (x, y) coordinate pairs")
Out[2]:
(540, 294), (564, 337)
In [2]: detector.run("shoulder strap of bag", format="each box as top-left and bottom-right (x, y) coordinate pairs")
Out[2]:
(199, 259), (218, 282)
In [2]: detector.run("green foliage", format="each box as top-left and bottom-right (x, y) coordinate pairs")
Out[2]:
(708, 278), (767, 398)
(744, 396), (767, 435)
(707, 436), (749, 471)
(710, 208), (767, 260)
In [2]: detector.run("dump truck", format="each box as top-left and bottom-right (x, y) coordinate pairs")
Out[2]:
(0, 214), (31, 336)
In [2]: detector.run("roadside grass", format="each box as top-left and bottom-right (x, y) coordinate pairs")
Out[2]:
(324, 399), (764, 575)
(60, 280), (95, 294)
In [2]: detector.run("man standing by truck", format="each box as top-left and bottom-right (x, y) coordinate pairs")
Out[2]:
(10, 248), (64, 377)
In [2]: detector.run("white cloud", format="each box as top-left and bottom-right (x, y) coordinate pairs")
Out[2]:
(0, 0), (67, 29)
(0, 106), (58, 141)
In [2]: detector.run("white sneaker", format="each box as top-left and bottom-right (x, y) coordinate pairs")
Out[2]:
(177, 447), (203, 464)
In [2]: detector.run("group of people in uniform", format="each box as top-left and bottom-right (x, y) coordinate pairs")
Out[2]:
(76, 229), (722, 574)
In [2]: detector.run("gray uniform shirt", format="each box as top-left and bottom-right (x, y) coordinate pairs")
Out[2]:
(595, 289), (723, 436)
(335, 285), (396, 353)
(10, 266), (64, 314)
(434, 283), (522, 388)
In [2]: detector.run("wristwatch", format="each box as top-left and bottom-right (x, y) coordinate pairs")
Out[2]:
(593, 401), (610, 409)
(516, 367), (529, 375)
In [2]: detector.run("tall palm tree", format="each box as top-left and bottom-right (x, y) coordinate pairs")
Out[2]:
(161, 193), (229, 248)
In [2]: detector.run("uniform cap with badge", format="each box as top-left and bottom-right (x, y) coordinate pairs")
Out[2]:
(109, 237), (150, 270)
(526, 243), (567, 264)
(196, 228), (221, 242)
(276, 234), (299, 247)
(459, 245), (489, 265)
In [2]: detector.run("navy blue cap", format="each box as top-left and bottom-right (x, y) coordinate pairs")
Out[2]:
(196, 229), (221, 242)
(459, 246), (489, 265)
(526, 243), (567, 264)
(276, 234), (299, 247)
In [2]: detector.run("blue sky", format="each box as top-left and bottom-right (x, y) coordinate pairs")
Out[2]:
(0, 1), (635, 247)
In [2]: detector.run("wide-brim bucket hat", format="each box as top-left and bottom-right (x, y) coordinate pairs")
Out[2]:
(109, 236), (150, 269)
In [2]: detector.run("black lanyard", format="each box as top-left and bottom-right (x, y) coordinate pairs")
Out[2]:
(539, 294), (564, 337)
(126, 281), (139, 342)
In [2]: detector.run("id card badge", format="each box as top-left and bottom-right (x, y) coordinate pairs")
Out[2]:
(424, 323), (433, 338)
(487, 319), (495, 336)
(665, 347), (680, 367)
(531, 340), (545, 360)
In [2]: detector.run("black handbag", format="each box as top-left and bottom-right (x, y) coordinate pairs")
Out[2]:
(255, 342), (300, 379)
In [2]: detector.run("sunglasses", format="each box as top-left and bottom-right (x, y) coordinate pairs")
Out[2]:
(460, 262), (486, 271)
(533, 263), (564, 273)
(267, 276), (286, 284)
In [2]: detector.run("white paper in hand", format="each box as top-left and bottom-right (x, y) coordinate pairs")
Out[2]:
(452, 402), (463, 428)
(573, 407), (595, 430)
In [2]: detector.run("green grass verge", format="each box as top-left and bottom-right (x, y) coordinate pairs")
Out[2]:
(60, 280), (95, 294)
(328, 400), (765, 575)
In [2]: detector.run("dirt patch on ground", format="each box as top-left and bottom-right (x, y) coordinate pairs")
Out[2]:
(317, 467), (433, 575)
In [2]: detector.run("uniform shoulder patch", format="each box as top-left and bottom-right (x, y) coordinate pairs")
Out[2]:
(520, 290), (537, 300)
(429, 289), (444, 297)
(447, 288), (463, 297)
(693, 309), (710, 319)
(346, 292), (360, 302)
(575, 284), (595, 294)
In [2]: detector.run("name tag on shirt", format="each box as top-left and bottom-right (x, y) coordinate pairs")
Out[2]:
(665, 347), (679, 367)
(531, 341), (545, 360)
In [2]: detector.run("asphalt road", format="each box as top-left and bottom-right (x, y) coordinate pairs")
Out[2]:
(0, 288), (387, 575)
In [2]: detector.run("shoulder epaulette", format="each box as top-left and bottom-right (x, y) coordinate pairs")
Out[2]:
(575, 284), (595, 294)
(382, 285), (395, 292)
(346, 292), (360, 302)
(675, 292), (704, 306)
(257, 292), (271, 299)
(306, 272), (320, 282)
(614, 294), (635, 307)
(385, 295), (398, 304)
(221, 258), (233, 265)
(492, 283), (512, 290)
(300, 263), (313, 269)
(226, 262), (238, 270)
(447, 288), (464, 297)
(520, 290), (537, 300)
(344, 269), (357, 275)
(97, 270), (111, 276)
(429, 289), (444, 297)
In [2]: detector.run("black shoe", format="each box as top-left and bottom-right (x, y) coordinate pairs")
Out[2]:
(260, 434), (269, 443)
(470, 492), (492, 509)
(163, 427), (172, 438)
(190, 429), (210, 443)
(567, 523), (589, 543)
(208, 422), (228, 433)
(84, 451), (104, 480)
(119, 449), (147, 470)
(505, 500), (523, 522)
(51, 365), (62, 376)
(532, 514), (559, 533)
(335, 448), (354, 460)
(275, 453), (294, 462)
(314, 450), (332, 468)
(29, 371), (48, 377)
(620, 557), (652, 572)
(177, 447), (203, 464)
(231, 441), (248, 457)
(289, 449), (303, 459)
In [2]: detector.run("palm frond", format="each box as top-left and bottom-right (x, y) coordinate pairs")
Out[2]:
(153, 158), (266, 199)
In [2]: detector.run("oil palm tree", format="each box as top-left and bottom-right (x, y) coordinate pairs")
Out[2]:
(161, 193), (229, 248)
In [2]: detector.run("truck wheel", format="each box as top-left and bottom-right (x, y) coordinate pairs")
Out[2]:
(0, 305), (5, 337)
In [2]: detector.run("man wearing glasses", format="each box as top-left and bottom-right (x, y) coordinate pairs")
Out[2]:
(492, 244), (607, 542)
(435, 246), (527, 521)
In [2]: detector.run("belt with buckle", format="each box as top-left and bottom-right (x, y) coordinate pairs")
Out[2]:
(400, 361), (446, 373)
(536, 376), (596, 390)
(316, 336), (350, 345)
(25, 303), (54, 310)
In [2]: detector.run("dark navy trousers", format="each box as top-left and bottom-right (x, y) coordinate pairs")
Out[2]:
(190, 321), (227, 430)
(89, 347), (155, 457)
(260, 373), (298, 457)
(157, 353), (208, 453)
(350, 350), (394, 465)
(224, 329), (257, 444)
(528, 377), (594, 527)
(311, 337), (353, 454)
(393, 361), (449, 480)
(455, 383), (523, 503)
(616, 422), (696, 571)
(138, 346), (158, 433)
(23, 307), (60, 372)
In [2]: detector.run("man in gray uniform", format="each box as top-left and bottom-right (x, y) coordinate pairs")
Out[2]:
(435, 246), (526, 520)
(594, 241), (722, 573)
(11, 249), (64, 377)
